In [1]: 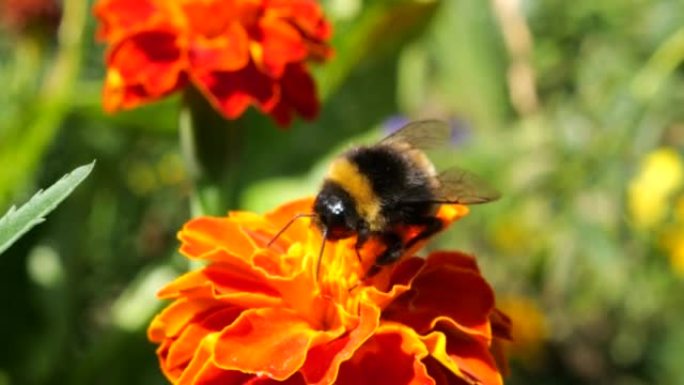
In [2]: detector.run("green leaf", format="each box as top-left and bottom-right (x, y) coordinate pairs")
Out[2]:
(0, 161), (95, 255)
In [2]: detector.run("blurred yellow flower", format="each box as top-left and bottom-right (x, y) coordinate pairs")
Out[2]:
(661, 229), (684, 276)
(628, 148), (683, 229)
(660, 195), (684, 276)
(498, 296), (548, 368)
(675, 195), (684, 222)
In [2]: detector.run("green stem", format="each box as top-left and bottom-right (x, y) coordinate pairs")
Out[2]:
(179, 88), (243, 216)
(0, 0), (86, 207)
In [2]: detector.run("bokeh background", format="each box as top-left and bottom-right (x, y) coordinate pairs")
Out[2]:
(2, 0), (684, 384)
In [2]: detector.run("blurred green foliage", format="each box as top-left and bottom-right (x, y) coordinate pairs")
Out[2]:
(1, 0), (684, 384)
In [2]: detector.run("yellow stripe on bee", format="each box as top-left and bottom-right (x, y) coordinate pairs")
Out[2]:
(327, 157), (383, 229)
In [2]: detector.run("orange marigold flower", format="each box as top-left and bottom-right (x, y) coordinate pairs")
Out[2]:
(94, 0), (332, 126)
(149, 198), (511, 385)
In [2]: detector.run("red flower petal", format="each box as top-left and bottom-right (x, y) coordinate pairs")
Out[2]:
(156, 263), (284, 309)
(423, 251), (481, 273)
(268, 63), (319, 126)
(101, 81), (156, 112)
(192, 63), (278, 119)
(104, 29), (184, 111)
(189, 21), (250, 72)
(422, 331), (503, 385)
(149, 297), (223, 342)
(261, 198), (315, 244)
(165, 307), (242, 377)
(180, 0), (241, 37)
(422, 357), (470, 385)
(445, 332), (503, 385)
(335, 323), (435, 385)
(175, 336), (253, 385)
(301, 302), (380, 385)
(266, 0), (332, 41)
(383, 252), (495, 338)
(213, 308), (343, 380)
(94, 0), (160, 41)
(255, 17), (307, 77)
(246, 373), (307, 385)
(179, 217), (259, 261)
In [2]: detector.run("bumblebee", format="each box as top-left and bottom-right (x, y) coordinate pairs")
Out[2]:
(272, 120), (499, 278)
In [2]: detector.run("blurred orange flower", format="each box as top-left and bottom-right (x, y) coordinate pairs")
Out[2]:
(149, 198), (510, 385)
(94, 0), (332, 126)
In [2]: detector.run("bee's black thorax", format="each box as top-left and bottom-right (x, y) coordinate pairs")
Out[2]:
(313, 181), (361, 240)
(346, 145), (437, 225)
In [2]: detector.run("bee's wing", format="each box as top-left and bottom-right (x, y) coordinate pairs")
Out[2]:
(380, 120), (451, 150)
(432, 167), (501, 204)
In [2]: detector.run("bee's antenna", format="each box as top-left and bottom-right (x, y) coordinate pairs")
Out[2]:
(267, 213), (315, 247)
(315, 227), (328, 281)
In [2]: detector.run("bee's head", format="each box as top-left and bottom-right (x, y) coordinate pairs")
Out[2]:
(314, 182), (360, 240)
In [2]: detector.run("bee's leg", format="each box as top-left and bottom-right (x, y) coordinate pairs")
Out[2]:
(356, 231), (396, 282)
(372, 218), (442, 268)
(360, 232), (402, 280)
(403, 216), (443, 250)
(374, 232), (405, 266)
(354, 224), (371, 263)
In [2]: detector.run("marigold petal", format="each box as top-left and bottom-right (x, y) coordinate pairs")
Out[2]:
(266, 0), (332, 41)
(423, 251), (480, 273)
(200, 263), (280, 297)
(94, 0), (160, 41)
(180, 0), (240, 37)
(102, 75), (153, 112)
(420, 332), (466, 381)
(383, 252), (495, 338)
(264, 197), (314, 223)
(268, 63), (319, 126)
(436, 204), (470, 225)
(179, 216), (258, 261)
(489, 308), (513, 341)
(174, 334), (214, 385)
(156, 339), (181, 381)
(262, 197), (315, 243)
(107, 30), (182, 91)
(189, 22), (250, 72)
(165, 307), (242, 376)
(148, 296), (223, 342)
(213, 308), (343, 380)
(256, 18), (307, 77)
(362, 256), (424, 305)
(445, 334), (503, 385)
(174, 334), (254, 385)
(156, 263), (284, 309)
(422, 357), (471, 385)
(335, 323), (434, 385)
(192, 63), (277, 119)
(193, 367), (253, 385)
(421, 330), (503, 385)
(359, 257), (423, 311)
(155, 269), (213, 299)
(301, 302), (380, 385)
(103, 29), (185, 111)
(246, 373), (307, 385)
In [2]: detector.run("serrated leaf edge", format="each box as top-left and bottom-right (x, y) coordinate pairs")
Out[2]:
(0, 161), (95, 255)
